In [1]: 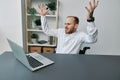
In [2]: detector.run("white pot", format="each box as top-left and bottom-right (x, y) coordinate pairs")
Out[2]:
(32, 21), (36, 29)
(31, 39), (37, 43)
(48, 10), (56, 15)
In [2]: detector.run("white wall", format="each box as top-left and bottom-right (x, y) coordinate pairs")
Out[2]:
(0, 0), (23, 54)
(0, 0), (120, 55)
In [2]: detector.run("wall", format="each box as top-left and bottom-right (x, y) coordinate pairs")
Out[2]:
(0, 0), (23, 54)
(0, 0), (120, 55)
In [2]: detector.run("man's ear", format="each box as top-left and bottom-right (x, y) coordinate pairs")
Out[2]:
(75, 24), (79, 29)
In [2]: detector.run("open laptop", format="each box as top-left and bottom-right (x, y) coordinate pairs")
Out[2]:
(7, 39), (54, 71)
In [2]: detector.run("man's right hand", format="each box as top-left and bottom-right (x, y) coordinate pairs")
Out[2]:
(38, 4), (48, 16)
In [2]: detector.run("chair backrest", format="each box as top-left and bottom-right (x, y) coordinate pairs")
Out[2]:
(79, 47), (90, 54)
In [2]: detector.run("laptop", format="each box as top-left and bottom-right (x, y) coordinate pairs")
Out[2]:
(7, 39), (54, 71)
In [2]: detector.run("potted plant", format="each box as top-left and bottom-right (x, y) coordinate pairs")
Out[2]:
(28, 7), (37, 16)
(34, 19), (42, 30)
(46, 2), (56, 15)
(31, 33), (38, 43)
(28, 7), (37, 29)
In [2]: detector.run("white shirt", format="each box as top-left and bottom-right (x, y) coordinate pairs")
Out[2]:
(41, 16), (98, 54)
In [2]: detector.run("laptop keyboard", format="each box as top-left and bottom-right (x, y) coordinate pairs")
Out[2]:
(26, 55), (43, 68)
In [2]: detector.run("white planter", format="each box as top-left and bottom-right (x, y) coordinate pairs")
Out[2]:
(31, 39), (37, 43)
(48, 10), (56, 15)
(32, 20), (36, 29)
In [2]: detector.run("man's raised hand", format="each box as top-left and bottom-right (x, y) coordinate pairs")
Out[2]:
(85, 0), (99, 20)
(38, 4), (48, 16)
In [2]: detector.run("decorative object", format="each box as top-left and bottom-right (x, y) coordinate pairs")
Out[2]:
(46, 2), (56, 15)
(49, 36), (54, 45)
(31, 33), (38, 43)
(38, 40), (48, 44)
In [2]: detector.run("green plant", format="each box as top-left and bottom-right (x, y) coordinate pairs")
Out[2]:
(28, 7), (37, 28)
(34, 19), (41, 26)
(31, 34), (38, 39)
(46, 2), (56, 11)
(28, 7), (37, 16)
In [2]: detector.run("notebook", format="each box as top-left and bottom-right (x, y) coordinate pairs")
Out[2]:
(7, 39), (54, 71)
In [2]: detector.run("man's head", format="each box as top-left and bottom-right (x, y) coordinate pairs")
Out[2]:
(65, 16), (79, 34)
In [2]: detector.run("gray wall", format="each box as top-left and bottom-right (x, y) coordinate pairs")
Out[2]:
(0, 0), (120, 55)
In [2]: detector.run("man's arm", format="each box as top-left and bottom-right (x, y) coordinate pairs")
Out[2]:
(41, 16), (58, 37)
(83, 0), (99, 43)
(83, 22), (98, 43)
(38, 4), (58, 37)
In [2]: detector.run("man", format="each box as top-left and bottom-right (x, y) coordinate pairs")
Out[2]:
(38, 0), (99, 54)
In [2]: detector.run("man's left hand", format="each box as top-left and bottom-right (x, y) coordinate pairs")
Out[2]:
(85, 0), (99, 21)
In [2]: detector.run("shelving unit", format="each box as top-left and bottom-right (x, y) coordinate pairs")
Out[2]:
(22, 0), (59, 53)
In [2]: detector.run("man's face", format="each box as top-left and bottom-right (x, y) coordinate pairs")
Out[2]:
(65, 17), (78, 34)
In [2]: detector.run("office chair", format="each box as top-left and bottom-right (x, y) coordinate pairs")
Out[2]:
(79, 47), (90, 54)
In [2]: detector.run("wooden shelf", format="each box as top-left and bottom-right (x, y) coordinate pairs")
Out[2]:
(27, 29), (43, 32)
(23, 0), (59, 53)
(27, 14), (57, 17)
(28, 43), (56, 47)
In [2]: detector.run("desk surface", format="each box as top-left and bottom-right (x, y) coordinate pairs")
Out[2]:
(0, 52), (120, 80)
